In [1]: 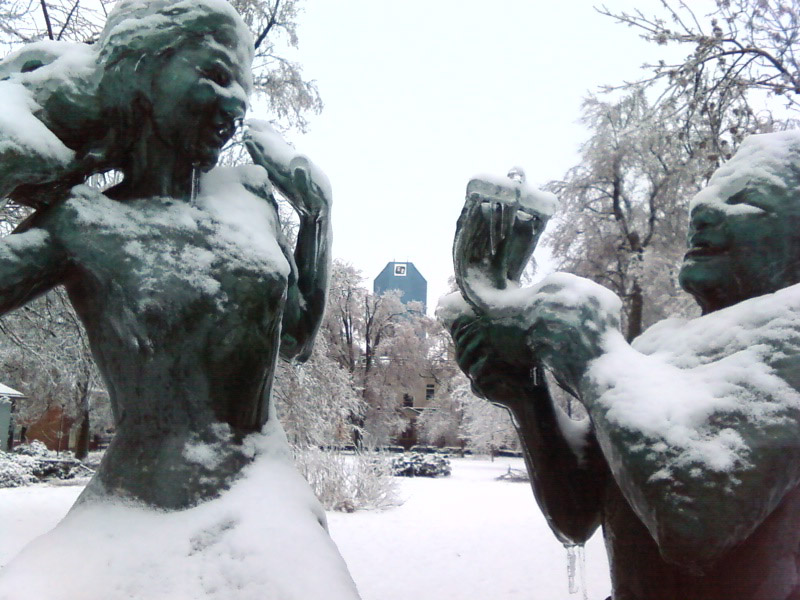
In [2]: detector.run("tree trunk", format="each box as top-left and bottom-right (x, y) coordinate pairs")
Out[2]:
(75, 406), (90, 460)
(74, 378), (91, 460)
(626, 281), (644, 342)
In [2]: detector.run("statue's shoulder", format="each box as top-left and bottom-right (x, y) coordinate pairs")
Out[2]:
(201, 164), (273, 201)
(34, 184), (116, 233)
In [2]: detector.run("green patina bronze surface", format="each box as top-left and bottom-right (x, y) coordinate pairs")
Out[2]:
(0, 0), (330, 509)
(447, 146), (800, 599)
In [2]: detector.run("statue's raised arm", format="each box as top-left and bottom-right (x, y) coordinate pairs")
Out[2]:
(244, 120), (332, 363)
(439, 170), (608, 545)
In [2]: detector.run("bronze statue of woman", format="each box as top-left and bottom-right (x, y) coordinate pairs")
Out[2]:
(0, 0), (330, 509)
(0, 2), (363, 598)
(444, 132), (800, 600)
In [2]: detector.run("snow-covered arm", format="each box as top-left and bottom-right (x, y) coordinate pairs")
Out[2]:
(509, 376), (608, 545)
(0, 42), (107, 208)
(0, 228), (66, 313)
(444, 295), (607, 544)
(528, 276), (800, 569)
(245, 120), (331, 362)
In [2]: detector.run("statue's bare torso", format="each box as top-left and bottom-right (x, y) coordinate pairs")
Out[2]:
(9, 179), (293, 506)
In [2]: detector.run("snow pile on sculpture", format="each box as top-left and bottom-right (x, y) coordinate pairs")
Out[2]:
(0, 421), (360, 600)
(590, 282), (800, 479)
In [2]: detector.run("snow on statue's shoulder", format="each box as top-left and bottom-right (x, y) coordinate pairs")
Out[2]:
(0, 40), (96, 173)
(0, 80), (73, 166)
(589, 283), (800, 477)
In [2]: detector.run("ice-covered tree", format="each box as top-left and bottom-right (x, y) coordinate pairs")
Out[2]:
(416, 394), (462, 448)
(230, 0), (322, 131)
(598, 0), (797, 167)
(322, 260), (366, 375)
(546, 91), (706, 339)
(0, 289), (104, 458)
(272, 335), (363, 448)
(453, 375), (518, 457)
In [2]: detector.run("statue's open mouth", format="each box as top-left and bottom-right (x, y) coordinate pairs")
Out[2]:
(685, 244), (727, 259)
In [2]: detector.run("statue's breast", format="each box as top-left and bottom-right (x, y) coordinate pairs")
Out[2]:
(54, 186), (289, 339)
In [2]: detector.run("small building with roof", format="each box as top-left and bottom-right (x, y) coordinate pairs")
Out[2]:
(0, 382), (25, 451)
(373, 261), (427, 312)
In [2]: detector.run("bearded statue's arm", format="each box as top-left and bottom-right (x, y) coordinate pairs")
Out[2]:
(509, 378), (608, 545)
(526, 276), (800, 570)
(450, 315), (607, 544)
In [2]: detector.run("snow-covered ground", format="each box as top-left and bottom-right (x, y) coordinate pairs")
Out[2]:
(0, 457), (611, 600)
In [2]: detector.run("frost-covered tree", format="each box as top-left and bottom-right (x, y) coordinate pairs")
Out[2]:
(546, 91), (706, 339)
(0, 288), (103, 458)
(230, 0), (322, 131)
(416, 394), (461, 448)
(452, 375), (518, 457)
(322, 260), (366, 375)
(598, 0), (797, 164)
(273, 335), (363, 448)
(319, 261), (460, 448)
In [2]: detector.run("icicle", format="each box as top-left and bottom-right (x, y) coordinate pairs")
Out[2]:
(190, 166), (200, 206)
(565, 544), (588, 600)
(488, 202), (497, 255)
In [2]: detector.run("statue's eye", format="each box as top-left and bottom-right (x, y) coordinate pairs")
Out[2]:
(726, 189), (750, 205)
(202, 64), (232, 87)
(726, 189), (769, 213)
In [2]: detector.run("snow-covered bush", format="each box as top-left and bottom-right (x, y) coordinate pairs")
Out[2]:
(12, 440), (53, 457)
(293, 447), (398, 512)
(0, 454), (37, 487)
(391, 452), (451, 478)
(0, 443), (94, 487)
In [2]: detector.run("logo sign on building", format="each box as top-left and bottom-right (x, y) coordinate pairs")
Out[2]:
(393, 263), (407, 276)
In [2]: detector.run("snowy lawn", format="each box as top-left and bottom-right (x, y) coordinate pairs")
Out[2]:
(0, 457), (610, 600)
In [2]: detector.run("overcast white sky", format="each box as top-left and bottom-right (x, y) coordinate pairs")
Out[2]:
(273, 1), (690, 312)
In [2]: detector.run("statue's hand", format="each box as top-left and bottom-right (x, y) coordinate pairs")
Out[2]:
(523, 273), (621, 392)
(450, 314), (537, 407)
(244, 120), (330, 219)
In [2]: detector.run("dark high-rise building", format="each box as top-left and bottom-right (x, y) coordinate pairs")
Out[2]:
(373, 261), (427, 312)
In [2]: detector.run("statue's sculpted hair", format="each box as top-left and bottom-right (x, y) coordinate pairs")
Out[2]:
(96, 0), (254, 161)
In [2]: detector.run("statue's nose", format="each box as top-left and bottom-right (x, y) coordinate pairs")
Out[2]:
(218, 94), (246, 124)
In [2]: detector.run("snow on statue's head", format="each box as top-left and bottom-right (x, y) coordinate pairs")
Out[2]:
(96, 0), (253, 151)
(680, 130), (800, 313)
(690, 130), (800, 213)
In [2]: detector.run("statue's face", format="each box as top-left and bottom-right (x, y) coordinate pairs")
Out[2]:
(149, 25), (249, 170)
(679, 185), (800, 313)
